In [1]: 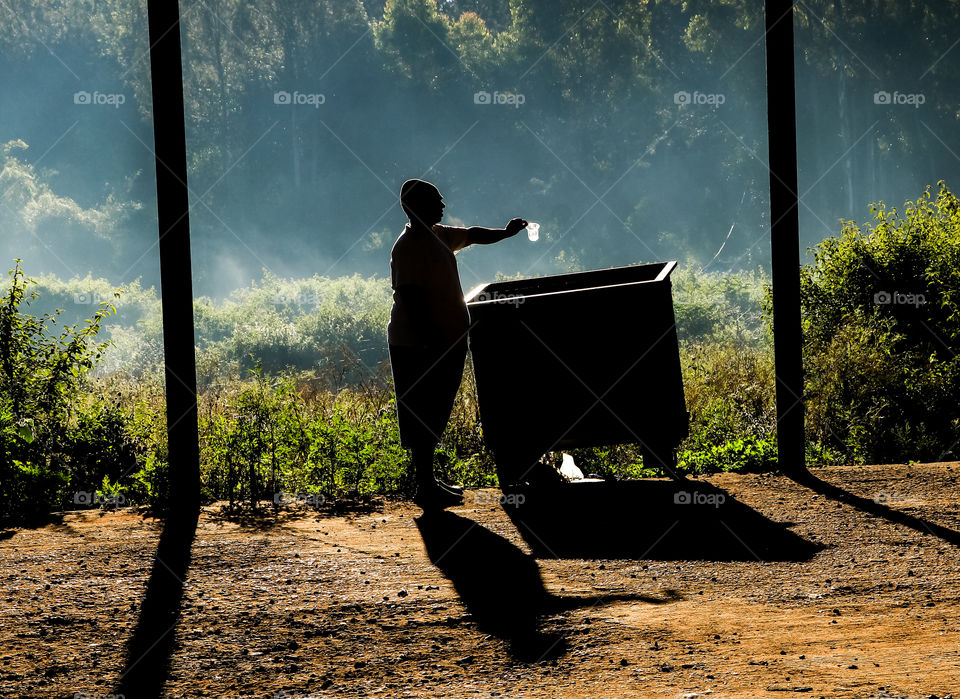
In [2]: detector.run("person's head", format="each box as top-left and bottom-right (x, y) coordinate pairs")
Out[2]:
(400, 179), (444, 227)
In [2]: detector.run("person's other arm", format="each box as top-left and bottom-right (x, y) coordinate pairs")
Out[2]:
(463, 218), (527, 246)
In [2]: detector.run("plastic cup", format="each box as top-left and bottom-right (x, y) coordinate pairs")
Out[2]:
(526, 222), (540, 242)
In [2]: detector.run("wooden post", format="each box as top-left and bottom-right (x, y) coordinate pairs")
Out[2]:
(146, 0), (200, 513)
(764, 0), (806, 476)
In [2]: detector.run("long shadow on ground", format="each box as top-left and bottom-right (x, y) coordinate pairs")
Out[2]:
(502, 480), (821, 561)
(789, 469), (960, 547)
(416, 510), (680, 662)
(115, 508), (198, 698)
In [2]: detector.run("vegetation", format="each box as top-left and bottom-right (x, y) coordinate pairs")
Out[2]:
(801, 182), (960, 464)
(0, 261), (153, 524)
(2, 184), (959, 524)
(2, 2), (958, 525)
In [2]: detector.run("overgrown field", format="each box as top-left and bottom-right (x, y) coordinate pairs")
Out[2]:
(3, 184), (959, 525)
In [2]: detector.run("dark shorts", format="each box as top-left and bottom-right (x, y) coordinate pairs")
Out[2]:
(389, 343), (467, 449)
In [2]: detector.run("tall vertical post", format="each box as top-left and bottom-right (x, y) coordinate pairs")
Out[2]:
(147, 0), (200, 513)
(764, 0), (806, 476)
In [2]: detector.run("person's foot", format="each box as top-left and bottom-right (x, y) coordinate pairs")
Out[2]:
(413, 483), (464, 510)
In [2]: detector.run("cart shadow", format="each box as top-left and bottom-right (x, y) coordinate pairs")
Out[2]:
(502, 480), (821, 561)
(415, 510), (680, 662)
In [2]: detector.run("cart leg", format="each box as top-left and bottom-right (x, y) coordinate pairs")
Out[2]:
(495, 458), (518, 489)
(495, 447), (565, 488)
(495, 449), (534, 488)
(641, 442), (686, 482)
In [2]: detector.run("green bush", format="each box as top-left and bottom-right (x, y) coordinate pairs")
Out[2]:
(6, 182), (959, 523)
(675, 336), (776, 473)
(679, 435), (778, 474)
(198, 366), (411, 507)
(801, 182), (960, 463)
(13, 271), (393, 385)
(672, 265), (769, 344)
(0, 261), (146, 524)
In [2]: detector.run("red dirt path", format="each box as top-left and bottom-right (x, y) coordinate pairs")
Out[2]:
(2, 462), (959, 697)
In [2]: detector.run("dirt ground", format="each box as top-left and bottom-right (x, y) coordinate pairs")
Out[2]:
(2, 462), (960, 698)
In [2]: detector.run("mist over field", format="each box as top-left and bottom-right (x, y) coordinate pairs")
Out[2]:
(2, 0), (958, 301)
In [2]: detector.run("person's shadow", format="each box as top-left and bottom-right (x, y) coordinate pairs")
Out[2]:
(415, 510), (680, 662)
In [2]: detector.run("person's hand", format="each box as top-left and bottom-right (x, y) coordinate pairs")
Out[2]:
(505, 218), (527, 236)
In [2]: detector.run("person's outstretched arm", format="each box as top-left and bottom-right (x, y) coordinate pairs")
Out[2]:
(464, 218), (527, 245)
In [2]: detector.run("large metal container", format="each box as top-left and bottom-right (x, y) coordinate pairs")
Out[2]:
(464, 261), (688, 484)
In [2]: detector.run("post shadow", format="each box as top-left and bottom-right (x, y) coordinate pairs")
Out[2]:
(115, 509), (198, 697)
(415, 510), (680, 662)
(115, 0), (202, 692)
(502, 480), (821, 561)
(788, 469), (960, 547)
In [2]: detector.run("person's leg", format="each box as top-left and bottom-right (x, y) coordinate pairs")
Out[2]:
(412, 445), (435, 487)
(411, 445), (463, 508)
(392, 343), (465, 507)
(426, 343), (467, 494)
(412, 442), (464, 498)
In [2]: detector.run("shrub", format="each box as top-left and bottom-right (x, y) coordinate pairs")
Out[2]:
(801, 182), (960, 463)
(672, 265), (769, 344)
(0, 261), (145, 523)
(8, 179), (959, 523)
(676, 336), (776, 473)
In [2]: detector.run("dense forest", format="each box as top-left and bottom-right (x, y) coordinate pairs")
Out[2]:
(2, 0), (959, 295)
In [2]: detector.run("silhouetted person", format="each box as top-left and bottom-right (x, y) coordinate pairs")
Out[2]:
(389, 179), (526, 509)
